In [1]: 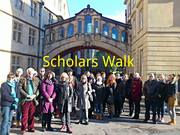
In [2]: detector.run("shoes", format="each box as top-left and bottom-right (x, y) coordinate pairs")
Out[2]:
(143, 119), (149, 123)
(66, 127), (72, 134)
(132, 115), (139, 119)
(168, 119), (176, 125)
(84, 121), (89, 125)
(46, 127), (54, 131)
(28, 129), (35, 132)
(42, 128), (46, 132)
(153, 121), (157, 124)
(76, 120), (83, 124)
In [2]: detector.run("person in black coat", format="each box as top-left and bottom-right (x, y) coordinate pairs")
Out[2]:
(93, 75), (105, 119)
(0, 73), (20, 135)
(156, 74), (166, 123)
(125, 73), (134, 117)
(114, 74), (125, 117)
(143, 73), (159, 124)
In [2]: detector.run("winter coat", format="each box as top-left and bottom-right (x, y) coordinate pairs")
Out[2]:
(125, 78), (133, 99)
(143, 80), (159, 99)
(41, 79), (56, 113)
(114, 79), (125, 101)
(57, 81), (73, 113)
(157, 81), (166, 101)
(131, 78), (142, 102)
(76, 82), (92, 110)
(1, 82), (20, 107)
(93, 83), (105, 104)
(165, 82), (176, 102)
(18, 77), (39, 105)
(106, 83), (116, 104)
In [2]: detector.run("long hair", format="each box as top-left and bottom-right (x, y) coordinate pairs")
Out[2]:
(106, 74), (116, 86)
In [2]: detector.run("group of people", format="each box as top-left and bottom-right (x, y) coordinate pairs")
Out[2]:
(0, 67), (180, 135)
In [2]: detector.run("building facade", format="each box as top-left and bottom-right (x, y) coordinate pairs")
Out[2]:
(0, 0), (69, 84)
(124, 0), (180, 80)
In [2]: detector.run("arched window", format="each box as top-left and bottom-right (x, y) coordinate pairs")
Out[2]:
(67, 23), (74, 37)
(58, 27), (64, 39)
(102, 24), (109, 36)
(84, 15), (92, 33)
(111, 27), (118, 40)
(121, 31), (128, 43)
(94, 20), (99, 33)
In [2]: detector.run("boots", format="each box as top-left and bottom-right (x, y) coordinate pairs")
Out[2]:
(66, 125), (72, 134)
(168, 119), (176, 125)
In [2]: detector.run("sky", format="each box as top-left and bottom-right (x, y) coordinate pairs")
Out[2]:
(67, 0), (126, 23)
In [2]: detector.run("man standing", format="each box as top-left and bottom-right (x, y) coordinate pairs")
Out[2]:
(19, 68), (39, 134)
(143, 73), (158, 124)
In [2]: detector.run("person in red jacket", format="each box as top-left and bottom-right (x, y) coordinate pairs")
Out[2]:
(131, 73), (142, 119)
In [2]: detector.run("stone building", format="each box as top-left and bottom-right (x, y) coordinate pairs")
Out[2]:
(124, 0), (180, 80)
(0, 0), (69, 84)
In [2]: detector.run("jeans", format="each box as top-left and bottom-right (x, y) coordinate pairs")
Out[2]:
(168, 107), (176, 120)
(157, 99), (165, 118)
(0, 106), (14, 135)
(95, 103), (103, 114)
(62, 112), (71, 127)
(80, 109), (89, 122)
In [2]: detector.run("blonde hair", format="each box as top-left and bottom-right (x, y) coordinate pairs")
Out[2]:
(81, 74), (87, 81)
(60, 72), (69, 81)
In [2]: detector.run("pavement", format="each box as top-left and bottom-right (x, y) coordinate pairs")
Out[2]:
(1, 100), (180, 135)
(8, 108), (180, 135)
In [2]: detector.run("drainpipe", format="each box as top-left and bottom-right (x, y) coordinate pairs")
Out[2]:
(37, 0), (44, 70)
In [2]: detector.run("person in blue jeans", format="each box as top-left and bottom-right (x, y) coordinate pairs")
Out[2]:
(0, 72), (19, 135)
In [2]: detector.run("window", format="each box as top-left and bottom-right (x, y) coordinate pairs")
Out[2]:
(94, 20), (99, 33)
(48, 13), (53, 24)
(15, 0), (23, 11)
(111, 27), (118, 40)
(127, 2), (131, 17)
(13, 21), (23, 43)
(121, 31), (128, 43)
(58, 27), (64, 39)
(139, 8), (143, 30)
(78, 20), (82, 33)
(11, 56), (20, 72)
(28, 57), (35, 68)
(28, 28), (36, 46)
(84, 15), (92, 33)
(67, 23), (74, 37)
(131, 0), (136, 9)
(139, 49), (143, 76)
(30, 0), (36, 17)
(49, 31), (55, 42)
(132, 18), (136, 36)
(102, 24), (109, 36)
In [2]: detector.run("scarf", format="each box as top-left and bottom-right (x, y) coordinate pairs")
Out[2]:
(7, 81), (16, 98)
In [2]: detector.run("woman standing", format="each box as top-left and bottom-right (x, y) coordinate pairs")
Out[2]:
(76, 74), (92, 125)
(106, 74), (117, 118)
(0, 73), (19, 135)
(58, 72), (73, 133)
(41, 70), (56, 132)
(94, 75), (105, 120)
(165, 74), (177, 125)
